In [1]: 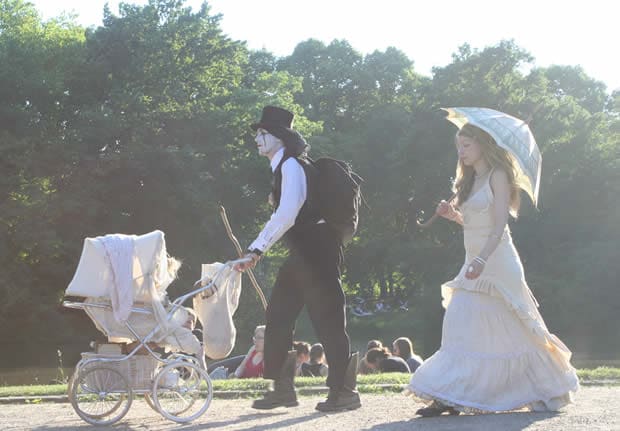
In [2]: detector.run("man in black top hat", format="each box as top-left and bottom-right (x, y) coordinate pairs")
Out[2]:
(235, 106), (361, 412)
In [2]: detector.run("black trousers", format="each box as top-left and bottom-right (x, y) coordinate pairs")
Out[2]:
(263, 223), (350, 390)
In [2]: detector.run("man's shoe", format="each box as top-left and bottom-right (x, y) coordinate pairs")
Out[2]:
(315, 388), (361, 412)
(315, 352), (362, 412)
(252, 387), (299, 409)
(252, 351), (298, 410)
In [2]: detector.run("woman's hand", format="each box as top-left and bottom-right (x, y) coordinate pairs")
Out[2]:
(436, 200), (458, 221)
(465, 258), (485, 280)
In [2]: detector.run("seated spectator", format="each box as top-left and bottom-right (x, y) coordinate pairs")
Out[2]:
(367, 339), (383, 350)
(293, 341), (311, 376)
(358, 339), (384, 374)
(233, 325), (265, 378)
(392, 337), (424, 373)
(301, 343), (329, 377)
(365, 347), (410, 373)
(207, 355), (245, 377)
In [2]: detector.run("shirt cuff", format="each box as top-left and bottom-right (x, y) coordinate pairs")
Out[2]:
(248, 247), (263, 256)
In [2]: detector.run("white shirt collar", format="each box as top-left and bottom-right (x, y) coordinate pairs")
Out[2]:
(270, 147), (285, 172)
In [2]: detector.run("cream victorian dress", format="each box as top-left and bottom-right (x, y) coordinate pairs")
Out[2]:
(406, 171), (579, 412)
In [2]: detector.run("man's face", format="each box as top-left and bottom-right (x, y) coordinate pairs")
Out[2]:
(255, 128), (283, 157)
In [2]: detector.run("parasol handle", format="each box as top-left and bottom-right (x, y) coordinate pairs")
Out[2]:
(417, 193), (458, 229)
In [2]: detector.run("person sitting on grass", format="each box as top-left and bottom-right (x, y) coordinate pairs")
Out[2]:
(364, 347), (411, 373)
(392, 337), (424, 373)
(232, 325), (265, 378)
(293, 341), (311, 376)
(358, 339), (383, 374)
(301, 343), (329, 377)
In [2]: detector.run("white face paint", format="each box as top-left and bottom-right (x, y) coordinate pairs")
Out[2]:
(255, 128), (283, 158)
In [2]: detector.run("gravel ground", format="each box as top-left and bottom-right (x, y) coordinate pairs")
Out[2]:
(0, 386), (618, 431)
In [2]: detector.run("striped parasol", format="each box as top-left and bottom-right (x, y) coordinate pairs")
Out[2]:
(443, 107), (542, 206)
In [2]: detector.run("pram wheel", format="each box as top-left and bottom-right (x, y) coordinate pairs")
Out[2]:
(152, 360), (213, 423)
(145, 355), (201, 413)
(69, 366), (133, 425)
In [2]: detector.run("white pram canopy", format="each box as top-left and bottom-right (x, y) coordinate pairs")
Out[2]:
(66, 230), (175, 301)
(65, 230), (201, 355)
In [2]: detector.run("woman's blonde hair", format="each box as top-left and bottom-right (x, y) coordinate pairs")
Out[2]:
(453, 124), (524, 218)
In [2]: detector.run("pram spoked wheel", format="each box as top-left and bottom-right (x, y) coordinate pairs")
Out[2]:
(144, 353), (203, 413)
(69, 366), (133, 425)
(151, 360), (213, 423)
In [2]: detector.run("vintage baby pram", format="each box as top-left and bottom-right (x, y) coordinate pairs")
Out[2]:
(63, 230), (247, 425)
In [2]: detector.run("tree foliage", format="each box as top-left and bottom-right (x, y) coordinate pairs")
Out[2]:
(1, 0), (617, 367)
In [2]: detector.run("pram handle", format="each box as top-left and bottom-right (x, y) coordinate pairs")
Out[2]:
(191, 257), (252, 289)
(168, 257), (252, 308)
(63, 300), (153, 314)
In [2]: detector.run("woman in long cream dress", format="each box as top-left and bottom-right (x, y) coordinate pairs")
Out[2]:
(406, 124), (579, 416)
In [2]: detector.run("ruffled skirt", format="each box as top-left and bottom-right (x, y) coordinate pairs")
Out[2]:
(405, 288), (579, 413)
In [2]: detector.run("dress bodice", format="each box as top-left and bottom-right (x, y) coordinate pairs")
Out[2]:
(460, 171), (510, 254)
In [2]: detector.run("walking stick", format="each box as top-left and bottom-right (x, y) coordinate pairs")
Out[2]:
(219, 206), (268, 311)
(416, 193), (458, 229)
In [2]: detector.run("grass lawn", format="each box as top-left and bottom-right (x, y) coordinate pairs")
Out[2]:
(1, 367), (618, 399)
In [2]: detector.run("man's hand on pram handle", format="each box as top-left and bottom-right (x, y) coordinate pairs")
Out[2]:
(234, 252), (261, 272)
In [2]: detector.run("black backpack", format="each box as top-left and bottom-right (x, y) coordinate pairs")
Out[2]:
(310, 157), (363, 245)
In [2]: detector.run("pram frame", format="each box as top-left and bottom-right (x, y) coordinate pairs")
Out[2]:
(63, 257), (249, 425)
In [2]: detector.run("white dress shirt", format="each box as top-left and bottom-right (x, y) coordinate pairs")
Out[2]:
(249, 148), (307, 253)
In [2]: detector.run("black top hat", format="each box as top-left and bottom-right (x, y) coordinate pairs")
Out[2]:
(251, 106), (308, 156)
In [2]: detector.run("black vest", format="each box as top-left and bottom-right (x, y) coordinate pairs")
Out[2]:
(272, 154), (321, 243)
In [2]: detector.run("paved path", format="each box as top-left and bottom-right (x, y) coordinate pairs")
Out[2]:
(1, 386), (617, 431)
